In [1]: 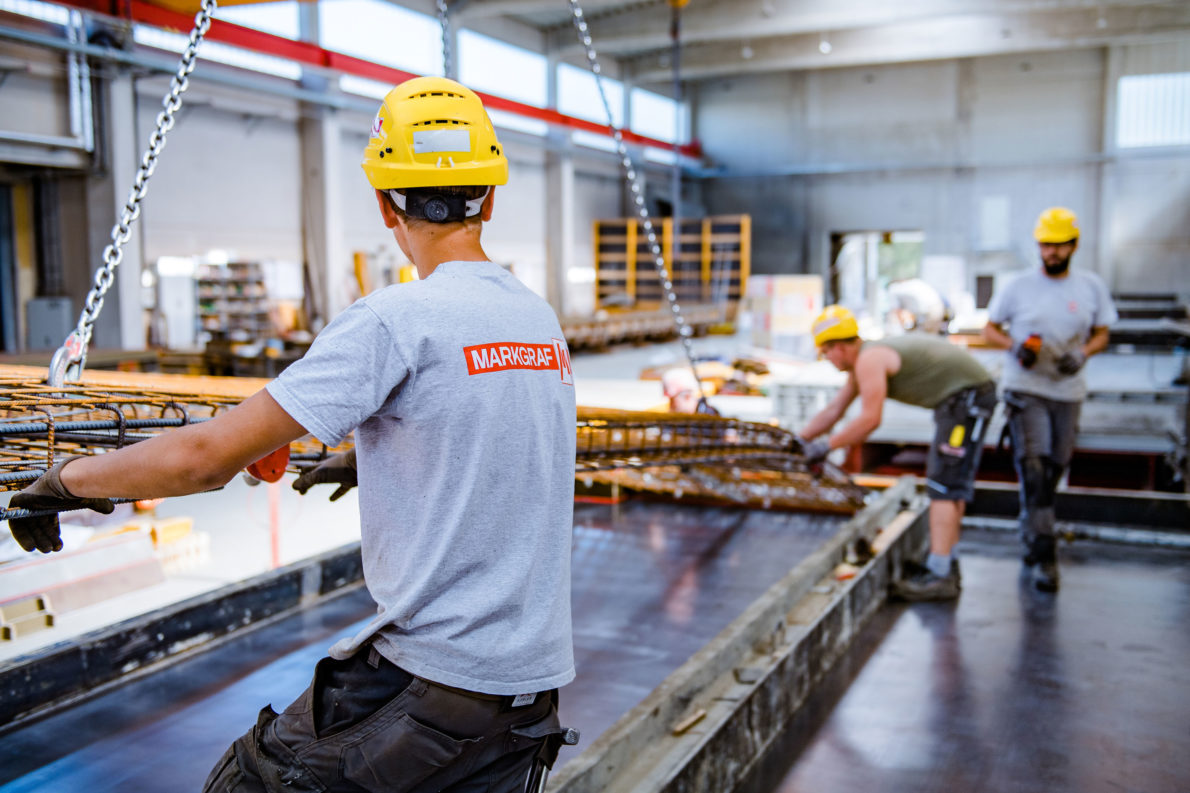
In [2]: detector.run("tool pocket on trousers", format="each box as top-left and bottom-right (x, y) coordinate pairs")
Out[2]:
(341, 710), (476, 792)
(509, 708), (565, 769)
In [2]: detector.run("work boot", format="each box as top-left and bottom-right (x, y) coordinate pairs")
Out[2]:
(890, 559), (961, 602)
(1030, 535), (1060, 593)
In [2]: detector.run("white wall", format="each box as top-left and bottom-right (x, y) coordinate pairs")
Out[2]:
(135, 79), (303, 264)
(695, 39), (1190, 298)
(568, 167), (624, 316)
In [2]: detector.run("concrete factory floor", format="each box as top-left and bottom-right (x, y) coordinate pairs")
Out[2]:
(0, 500), (847, 792)
(738, 530), (1190, 793)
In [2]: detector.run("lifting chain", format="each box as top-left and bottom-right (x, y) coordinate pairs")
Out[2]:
(437, 0), (453, 79)
(565, 0), (706, 401)
(49, 0), (219, 387)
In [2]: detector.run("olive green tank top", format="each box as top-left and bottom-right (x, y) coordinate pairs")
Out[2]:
(866, 334), (991, 409)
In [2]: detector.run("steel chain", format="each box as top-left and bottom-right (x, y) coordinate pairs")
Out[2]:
(50, 0), (217, 386)
(565, 0), (703, 393)
(437, 0), (452, 78)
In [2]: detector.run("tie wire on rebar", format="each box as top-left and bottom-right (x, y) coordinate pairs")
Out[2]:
(0, 373), (339, 494)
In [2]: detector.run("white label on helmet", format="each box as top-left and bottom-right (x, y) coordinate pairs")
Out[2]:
(413, 128), (472, 154)
(370, 114), (383, 138)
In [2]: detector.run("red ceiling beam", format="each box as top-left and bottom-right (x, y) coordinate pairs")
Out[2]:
(49, 0), (701, 157)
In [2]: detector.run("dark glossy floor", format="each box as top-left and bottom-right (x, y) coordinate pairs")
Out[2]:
(0, 499), (844, 792)
(739, 530), (1190, 793)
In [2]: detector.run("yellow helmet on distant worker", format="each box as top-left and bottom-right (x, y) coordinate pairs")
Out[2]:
(361, 77), (508, 190)
(811, 305), (860, 347)
(1033, 207), (1080, 243)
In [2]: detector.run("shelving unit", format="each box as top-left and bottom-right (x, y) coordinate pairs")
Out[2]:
(195, 261), (271, 342)
(593, 214), (751, 320)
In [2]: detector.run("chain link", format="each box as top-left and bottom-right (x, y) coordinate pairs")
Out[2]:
(51, 0), (217, 385)
(437, 0), (452, 78)
(565, 0), (703, 394)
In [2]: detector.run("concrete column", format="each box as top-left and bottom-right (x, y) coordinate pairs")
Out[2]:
(298, 5), (347, 326)
(85, 69), (145, 350)
(545, 136), (574, 315)
(298, 109), (348, 325)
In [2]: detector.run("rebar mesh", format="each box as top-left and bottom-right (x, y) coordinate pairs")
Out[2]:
(0, 367), (340, 491)
(0, 368), (864, 516)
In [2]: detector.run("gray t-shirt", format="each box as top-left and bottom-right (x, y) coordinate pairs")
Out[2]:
(267, 260), (577, 695)
(986, 267), (1117, 402)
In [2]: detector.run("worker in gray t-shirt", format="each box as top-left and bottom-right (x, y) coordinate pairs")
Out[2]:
(7, 77), (577, 793)
(984, 206), (1117, 593)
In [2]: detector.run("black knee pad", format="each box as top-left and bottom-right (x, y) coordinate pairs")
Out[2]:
(1044, 458), (1065, 494)
(1019, 456), (1055, 508)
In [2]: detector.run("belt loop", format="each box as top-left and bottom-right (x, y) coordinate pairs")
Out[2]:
(367, 645), (381, 669)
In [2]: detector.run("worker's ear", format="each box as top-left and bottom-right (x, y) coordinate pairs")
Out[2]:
(481, 187), (495, 222)
(375, 189), (400, 229)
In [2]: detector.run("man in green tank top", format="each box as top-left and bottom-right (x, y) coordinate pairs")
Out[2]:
(799, 306), (997, 601)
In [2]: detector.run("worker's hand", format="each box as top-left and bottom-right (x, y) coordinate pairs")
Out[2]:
(7, 458), (114, 554)
(800, 438), (831, 465)
(292, 449), (357, 501)
(1056, 349), (1086, 375)
(1012, 339), (1039, 369)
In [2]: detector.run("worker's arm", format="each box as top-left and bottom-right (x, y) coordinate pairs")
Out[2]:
(826, 346), (895, 450)
(60, 389), (309, 499)
(799, 377), (858, 441)
(1083, 325), (1110, 357)
(983, 321), (1013, 350)
(1056, 324), (1110, 375)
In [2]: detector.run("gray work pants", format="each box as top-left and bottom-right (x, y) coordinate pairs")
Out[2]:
(203, 646), (564, 793)
(1004, 390), (1081, 543)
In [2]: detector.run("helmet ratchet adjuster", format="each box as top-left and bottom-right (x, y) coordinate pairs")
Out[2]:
(389, 187), (489, 224)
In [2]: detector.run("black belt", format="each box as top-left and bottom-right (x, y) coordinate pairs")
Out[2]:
(367, 645), (544, 708)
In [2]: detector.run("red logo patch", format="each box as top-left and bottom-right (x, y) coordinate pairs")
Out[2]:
(464, 339), (573, 386)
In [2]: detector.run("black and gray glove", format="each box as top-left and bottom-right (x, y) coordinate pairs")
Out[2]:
(292, 449), (357, 502)
(800, 438), (832, 465)
(7, 458), (114, 554)
(1013, 340), (1039, 369)
(1056, 349), (1086, 375)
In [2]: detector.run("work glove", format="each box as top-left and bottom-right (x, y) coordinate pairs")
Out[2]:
(1056, 349), (1086, 375)
(800, 438), (832, 465)
(292, 449), (357, 502)
(1013, 337), (1040, 369)
(7, 458), (114, 554)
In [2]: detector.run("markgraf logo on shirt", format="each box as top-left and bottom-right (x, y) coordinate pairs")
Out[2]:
(464, 339), (573, 385)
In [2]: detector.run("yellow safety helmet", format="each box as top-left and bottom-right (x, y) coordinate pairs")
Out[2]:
(362, 76), (508, 191)
(812, 305), (860, 347)
(1033, 207), (1079, 243)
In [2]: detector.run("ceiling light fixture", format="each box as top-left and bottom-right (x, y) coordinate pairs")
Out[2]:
(818, 35), (832, 55)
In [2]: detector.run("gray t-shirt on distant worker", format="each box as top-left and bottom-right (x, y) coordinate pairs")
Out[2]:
(987, 268), (1117, 403)
(268, 260), (577, 695)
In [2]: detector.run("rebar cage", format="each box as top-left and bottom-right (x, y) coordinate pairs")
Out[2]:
(0, 367), (865, 516)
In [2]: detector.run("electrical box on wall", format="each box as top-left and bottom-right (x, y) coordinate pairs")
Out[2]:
(25, 297), (73, 351)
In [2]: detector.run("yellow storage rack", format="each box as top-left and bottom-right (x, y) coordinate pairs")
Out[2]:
(593, 214), (751, 320)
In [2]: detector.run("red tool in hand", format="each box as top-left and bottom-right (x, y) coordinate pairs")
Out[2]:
(246, 445), (290, 483)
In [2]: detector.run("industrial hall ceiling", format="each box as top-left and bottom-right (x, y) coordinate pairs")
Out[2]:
(448, 0), (1190, 87)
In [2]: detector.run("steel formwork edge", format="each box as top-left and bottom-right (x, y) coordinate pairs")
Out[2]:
(0, 542), (365, 732)
(551, 478), (927, 793)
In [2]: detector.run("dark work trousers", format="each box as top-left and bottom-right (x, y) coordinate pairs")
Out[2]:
(924, 381), (998, 502)
(1004, 390), (1081, 542)
(203, 646), (564, 793)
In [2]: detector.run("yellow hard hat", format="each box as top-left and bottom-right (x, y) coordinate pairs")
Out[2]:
(362, 77), (508, 190)
(1033, 207), (1080, 243)
(812, 305), (860, 347)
